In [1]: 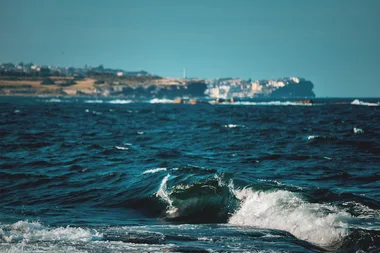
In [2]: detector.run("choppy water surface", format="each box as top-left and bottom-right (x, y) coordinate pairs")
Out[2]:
(0, 97), (379, 252)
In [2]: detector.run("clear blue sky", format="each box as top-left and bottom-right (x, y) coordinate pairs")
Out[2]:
(1, 0), (379, 97)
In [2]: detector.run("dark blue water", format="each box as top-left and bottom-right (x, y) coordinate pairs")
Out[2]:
(1, 97), (379, 252)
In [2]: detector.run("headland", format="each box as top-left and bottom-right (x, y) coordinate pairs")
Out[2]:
(0, 63), (315, 101)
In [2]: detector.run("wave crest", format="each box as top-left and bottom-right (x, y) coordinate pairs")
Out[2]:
(228, 189), (350, 247)
(0, 221), (102, 243)
(155, 171), (238, 223)
(351, 99), (379, 107)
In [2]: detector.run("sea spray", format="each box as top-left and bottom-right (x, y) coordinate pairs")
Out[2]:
(229, 189), (350, 247)
(156, 174), (178, 215)
(143, 168), (167, 174)
(1, 98), (379, 252)
(1, 221), (103, 243)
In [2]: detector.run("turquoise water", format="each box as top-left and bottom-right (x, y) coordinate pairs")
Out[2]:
(0, 97), (379, 252)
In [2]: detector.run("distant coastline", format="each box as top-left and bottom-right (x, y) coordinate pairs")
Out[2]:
(0, 62), (315, 99)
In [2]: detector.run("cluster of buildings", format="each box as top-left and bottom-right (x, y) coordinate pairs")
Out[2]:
(0, 63), (149, 78)
(0, 62), (314, 99)
(206, 77), (305, 98)
(0, 62), (81, 77)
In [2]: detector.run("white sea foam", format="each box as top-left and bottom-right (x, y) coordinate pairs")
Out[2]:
(84, 100), (103, 103)
(228, 189), (350, 247)
(258, 179), (304, 191)
(307, 135), (336, 141)
(224, 124), (244, 128)
(156, 174), (177, 215)
(114, 146), (129, 151)
(353, 127), (364, 134)
(341, 201), (380, 219)
(156, 174), (172, 205)
(108, 99), (133, 104)
(1, 244), (87, 253)
(197, 237), (213, 241)
(45, 98), (64, 103)
(149, 98), (174, 104)
(143, 168), (167, 174)
(351, 99), (379, 107)
(222, 101), (313, 106)
(0, 221), (102, 243)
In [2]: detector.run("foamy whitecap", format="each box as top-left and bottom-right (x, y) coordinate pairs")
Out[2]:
(0, 221), (103, 243)
(228, 189), (350, 247)
(1, 244), (87, 253)
(149, 98), (174, 104)
(114, 146), (129, 151)
(156, 174), (177, 215)
(224, 124), (244, 128)
(143, 168), (167, 174)
(307, 135), (336, 141)
(222, 101), (313, 106)
(108, 99), (133, 104)
(45, 98), (63, 103)
(84, 100), (103, 103)
(351, 99), (379, 107)
(353, 127), (364, 134)
(341, 201), (380, 219)
(197, 237), (213, 241)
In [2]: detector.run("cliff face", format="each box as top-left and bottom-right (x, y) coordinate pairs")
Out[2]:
(269, 80), (315, 98)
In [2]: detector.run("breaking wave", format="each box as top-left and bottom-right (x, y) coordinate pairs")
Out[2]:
(149, 98), (175, 104)
(151, 169), (238, 223)
(114, 146), (129, 150)
(149, 168), (379, 250)
(0, 221), (102, 244)
(84, 99), (133, 104)
(353, 127), (364, 134)
(351, 99), (379, 107)
(221, 101), (314, 106)
(84, 99), (104, 103)
(307, 135), (337, 141)
(223, 124), (245, 128)
(143, 168), (167, 174)
(228, 189), (350, 247)
(108, 99), (133, 104)
(43, 98), (69, 103)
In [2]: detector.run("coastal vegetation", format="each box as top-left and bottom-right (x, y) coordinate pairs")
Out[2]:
(0, 62), (315, 99)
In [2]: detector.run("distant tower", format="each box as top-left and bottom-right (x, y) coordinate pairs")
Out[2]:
(183, 68), (187, 79)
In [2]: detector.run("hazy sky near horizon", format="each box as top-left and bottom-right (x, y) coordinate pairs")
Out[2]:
(1, 0), (379, 97)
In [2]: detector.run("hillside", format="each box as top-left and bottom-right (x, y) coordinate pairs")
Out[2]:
(0, 63), (315, 99)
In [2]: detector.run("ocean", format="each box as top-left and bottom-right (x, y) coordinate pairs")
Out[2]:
(0, 97), (379, 253)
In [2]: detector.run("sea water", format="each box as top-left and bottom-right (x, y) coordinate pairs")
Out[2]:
(0, 97), (379, 252)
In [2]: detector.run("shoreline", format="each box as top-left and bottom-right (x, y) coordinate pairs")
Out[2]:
(1, 96), (379, 107)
